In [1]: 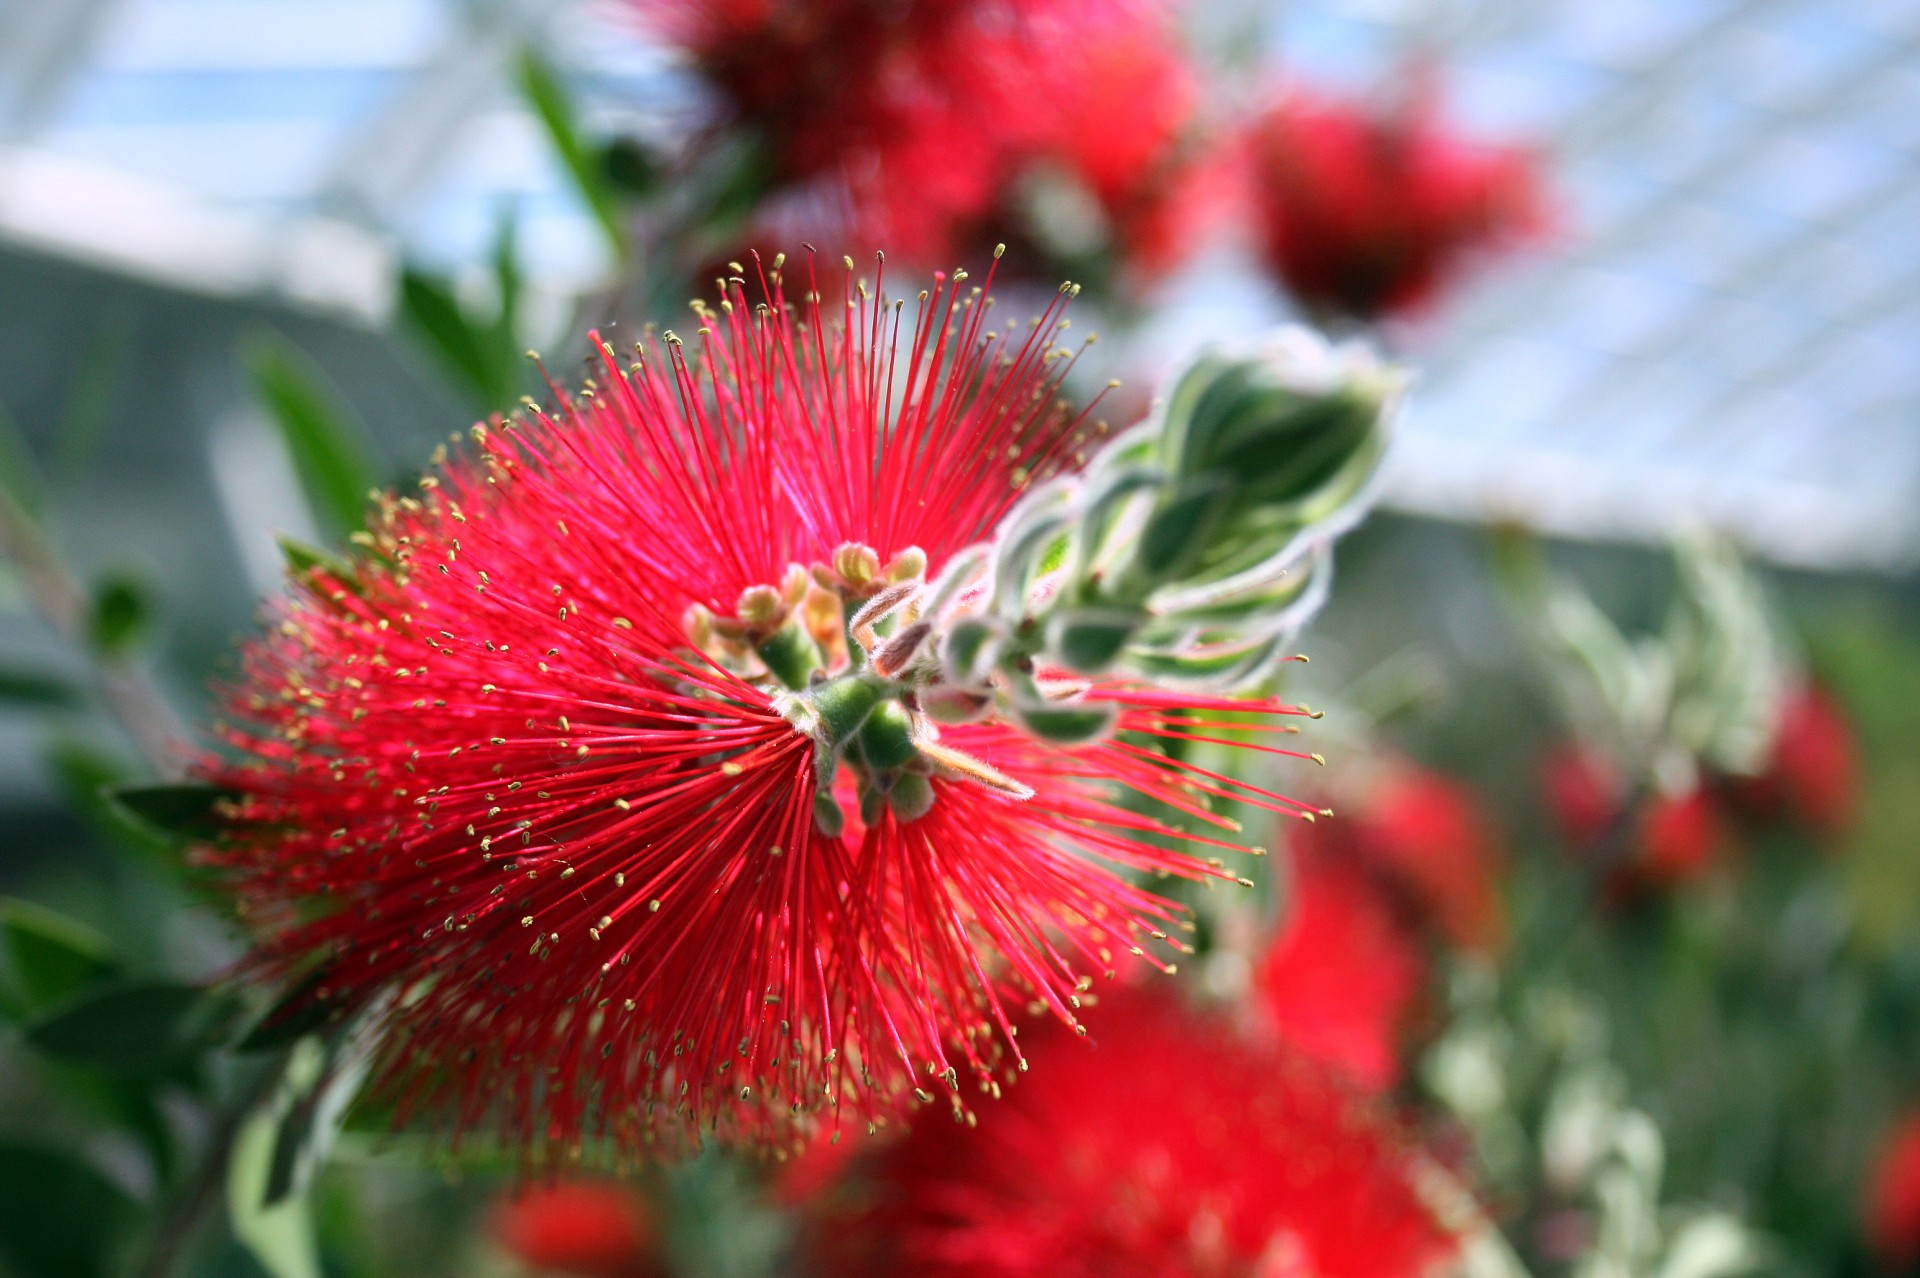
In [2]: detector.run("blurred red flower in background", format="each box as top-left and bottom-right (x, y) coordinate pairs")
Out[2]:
(1738, 682), (1860, 836)
(637, 0), (1206, 273)
(804, 992), (1461, 1278)
(492, 1181), (661, 1278)
(199, 262), (1310, 1162)
(1868, 1113), (1920, 1272)
(1257, 853), (1424, 1090)
(1243, 77), (1551, 322)
(1541, 746), (1730, 889)
(1257, 762), (1501, 1087)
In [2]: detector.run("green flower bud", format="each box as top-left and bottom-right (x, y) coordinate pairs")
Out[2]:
(812, 791), (847, 839)
(941, 617), (1001, 687)
(888, 771), (936, 822)
(1045, 607), (1144, 674)
(1012, 698), (1117, 745)
(856, 701), (918, 771)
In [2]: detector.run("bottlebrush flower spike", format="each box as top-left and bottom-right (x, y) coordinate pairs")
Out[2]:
(1868, 1112), (1920, 1271)
(1258, 852), (1423, 1090)
(1244, 75), (1552, 323)
(491, 1180), (662, 1278)
(199, 254), (1390, 1163)
(802, 991), (1461, 1278)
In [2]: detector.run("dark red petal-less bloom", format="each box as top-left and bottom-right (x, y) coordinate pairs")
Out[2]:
(1739, 682), (1859, 837)
(1023, 14), (1214, 281)
(1866, 1105), (1920, 1266)
(1323, 762), (1505, 954)
(1244, 77), (1551, 322)
(804, 991), (1460, 1278)
(1869, 1113), (1920, 1271)
(1636, 787), (1727, 886)
(202, 261), (1309, 1161)
(492, 1181), (660, 1278)
(1257, 853), (1422, 1090)
(1541, 743), (1617, 849)
(1541, 745), (1729, 891)
(639, 0), (1201, 268)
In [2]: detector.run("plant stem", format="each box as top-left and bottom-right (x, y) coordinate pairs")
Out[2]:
(135, 1056), (285, 1278)
(0, 480), (188, 775)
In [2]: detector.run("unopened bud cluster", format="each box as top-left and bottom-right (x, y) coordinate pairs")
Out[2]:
(689, 327), (1400, 833)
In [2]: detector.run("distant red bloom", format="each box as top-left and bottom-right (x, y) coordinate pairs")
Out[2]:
(1541, 744), (1617, 849)
(492, 1181), (659, 1278)
(1869, 1113), (1920, 1271)
(1356, 765), (1505, 952)
(1636, 788), (1727, 886)
(201, 259), (1314, 1162)
(1022, 15), (1215, 280)
(1739, 682), (1859, 836)
(636, 0), (1083, 261)
(1244, 77), (1551, 322)
(641, 0), (1206, 270)
(1257, 854), (1423, 1090)
(1541, 746), (1729, 889)
(805, 992), (1460, 1278)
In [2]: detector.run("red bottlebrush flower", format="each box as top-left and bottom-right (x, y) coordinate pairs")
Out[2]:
(1257, 854), (1423, 1090)
(632, 0), (1055, 262)
(1636, 787), (1727, 886)
(200, 259), (1315, 1162)
(640, 0), (1205, 270)
(1351, 765), (1505, 953)
(1740, 682), (1860, 836)
(803, 991), (1461, 1278)
(1541, 743), (1617, 849)
(1021, 15), (1217, 281)
(1541, 745), (1728, 889)
(1244, 76), (1551, 322)
(1869, 1113), (1920, 1271)
(491, 1181), (660, 1278)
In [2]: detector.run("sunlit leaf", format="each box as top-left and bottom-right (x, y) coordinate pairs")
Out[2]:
(230, 1028), (375, 1278)
(276, 535), (353, 583)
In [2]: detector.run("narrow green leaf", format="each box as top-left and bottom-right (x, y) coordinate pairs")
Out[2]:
(104, 783), (237, 841)
(489, 202), (523, 364)
(0, 394), (44, 516)
(248, 338), (378, 540)
(0, 667), (82, 709)
(0, 898), (118, 1021)
(276, 535), (353, 583)
(398, 269), (502, 409)
(516, 48), (626, 261)
(87, 572), (151, 655)
(24, 980), (234, 1075)
(702, 133), (773, 229)
(599, 136), (661, 198)
(0, 1141), (140, 1278)
(54, 306), (132, 486)
(236, 966), (346, 1054)
(45, 741), (170, 857)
